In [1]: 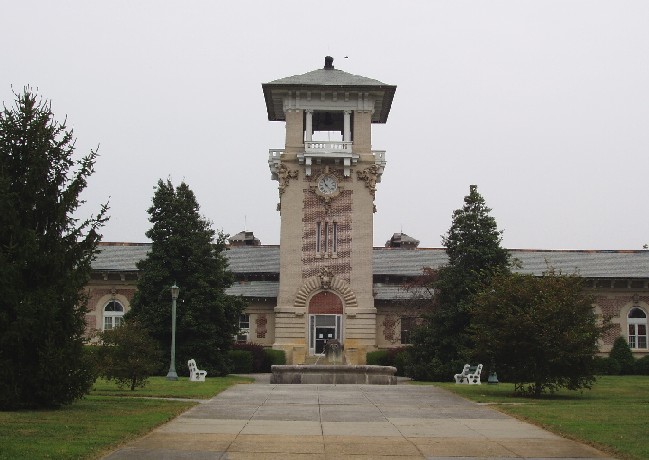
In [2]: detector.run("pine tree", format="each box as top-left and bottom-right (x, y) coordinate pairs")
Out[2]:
(408, 185), (510, 380)
(0, 88), (108, 409)
(127, 179), (245, 376)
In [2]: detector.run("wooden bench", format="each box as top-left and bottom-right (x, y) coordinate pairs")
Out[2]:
(187, 359), (207, 382)
(454, 363), (483, 385)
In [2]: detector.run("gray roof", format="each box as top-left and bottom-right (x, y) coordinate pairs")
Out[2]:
(262, 59), (397, 124)
(224, 246), (280, 273)
(511, 249), (649, 278)
(92, 243), (150, 271)
(92, 244), (649, 280)
(226, 281), (278, 298)
(266, 68), (390, 87)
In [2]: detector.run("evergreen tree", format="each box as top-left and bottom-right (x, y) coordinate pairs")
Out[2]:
(609, 336), (636, 375)
(0, 88), (107, 409)
(127, 179), (245, 376)
(408, 185), (510, 380)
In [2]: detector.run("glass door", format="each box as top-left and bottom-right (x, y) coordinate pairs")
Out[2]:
(309, 314), (342, 355)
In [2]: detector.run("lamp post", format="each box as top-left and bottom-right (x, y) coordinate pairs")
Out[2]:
(166, 283), (180, 380)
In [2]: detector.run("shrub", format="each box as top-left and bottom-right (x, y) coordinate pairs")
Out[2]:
(366, 350), (389, 366)
(593, 356), (622, 375)
(633, 355), (649, 375)
(264, 348), (286, 367)
(366, 348), (409, 376)
(609, 337), (636, 375)
(232, 343), (272, 372)
(227, 350), (254, 374)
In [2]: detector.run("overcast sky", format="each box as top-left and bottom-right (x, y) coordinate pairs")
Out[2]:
(3, 1), (648, 250)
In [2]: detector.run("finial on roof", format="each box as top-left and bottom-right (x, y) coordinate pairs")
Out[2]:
(324, 56), (334, 70)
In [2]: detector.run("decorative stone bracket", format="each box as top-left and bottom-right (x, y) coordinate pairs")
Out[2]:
(277, 163), (299, 196)
(357, 164), (380, 198)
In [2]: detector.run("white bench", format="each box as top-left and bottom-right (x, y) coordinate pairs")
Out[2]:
(454, 363), (483, 385)
(187, 359), (207, 382)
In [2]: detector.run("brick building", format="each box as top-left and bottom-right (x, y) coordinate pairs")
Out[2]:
(85, 58), (649, 363)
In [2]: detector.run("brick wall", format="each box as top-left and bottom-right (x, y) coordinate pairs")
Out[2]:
(308, 291), (343, 314)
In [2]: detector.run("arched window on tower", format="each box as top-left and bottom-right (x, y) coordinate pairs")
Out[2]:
(627, 307), (647, 349)
(103, 300), (124, 331)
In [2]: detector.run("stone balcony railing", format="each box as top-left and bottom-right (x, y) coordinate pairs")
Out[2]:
(269, 146), (386, 180)
(304, 140), (352, 154)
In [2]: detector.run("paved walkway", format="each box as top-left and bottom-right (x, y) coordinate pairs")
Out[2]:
(104, 380), (613, 460)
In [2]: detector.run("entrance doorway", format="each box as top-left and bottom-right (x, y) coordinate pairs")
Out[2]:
(309, 314), (342, 355)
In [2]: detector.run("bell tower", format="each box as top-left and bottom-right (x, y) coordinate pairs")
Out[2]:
(263, 57), (396, 364)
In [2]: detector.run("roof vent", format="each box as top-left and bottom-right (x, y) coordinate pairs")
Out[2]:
(324, 56), (334, 70)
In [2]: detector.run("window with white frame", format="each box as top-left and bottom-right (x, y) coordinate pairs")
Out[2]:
(628, 307), (648, 349)
(237, 313), (250, 342)
(103, 300), (124, 331)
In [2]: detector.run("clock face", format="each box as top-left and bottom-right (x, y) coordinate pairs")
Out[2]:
(318, 175), (338, 195)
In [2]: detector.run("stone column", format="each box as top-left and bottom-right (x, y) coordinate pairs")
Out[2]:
(305, 109), (313, 142)
(343, 110), (351, 142)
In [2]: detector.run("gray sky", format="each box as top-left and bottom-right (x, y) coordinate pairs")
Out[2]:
(3, 1), (648, 250)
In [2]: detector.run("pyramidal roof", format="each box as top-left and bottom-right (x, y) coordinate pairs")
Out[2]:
(266, 62), (390, 87)
(262, 56), (396, 123)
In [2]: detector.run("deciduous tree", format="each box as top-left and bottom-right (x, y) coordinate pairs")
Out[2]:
(97, 319), (162, 391)
(0, 88), (107, 409)
(127, 179), (245, 376)
(470, 270), (603, 397)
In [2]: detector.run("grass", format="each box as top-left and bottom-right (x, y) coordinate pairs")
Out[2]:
(0, 375), (253, 460)
(91, 374), (254, 399)
(429, 376), (649, 460)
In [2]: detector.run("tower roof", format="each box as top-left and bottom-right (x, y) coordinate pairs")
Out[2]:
(262, 56), (397, 123)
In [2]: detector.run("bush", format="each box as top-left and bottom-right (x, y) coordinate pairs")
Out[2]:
(366, 348), (409, 376)
(634, 355), (649, 375)
(609, 337), (636, 375)
(593, 356), (622, 375)
(227, 350), (254, 374)
(366, 350), (389, 366)
(232, 343), (271, 372)
(264, 348), (286, 367)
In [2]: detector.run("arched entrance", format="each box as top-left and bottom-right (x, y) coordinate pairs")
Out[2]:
(308, 291), (343, 355)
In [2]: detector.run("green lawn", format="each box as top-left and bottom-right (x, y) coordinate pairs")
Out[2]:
(431, 376), (649, 460)
(91, 374), (253, 399)
(0, 376), (253, 460)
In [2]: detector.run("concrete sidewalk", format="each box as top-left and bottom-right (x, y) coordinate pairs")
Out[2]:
(103, 382), (614, 459)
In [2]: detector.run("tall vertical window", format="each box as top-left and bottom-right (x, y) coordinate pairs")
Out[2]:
(332, 222), (338, 253)
(323, 222), (329, 252)
(316, 222), (322, 253)
(400, 316), (417, 345)
(237, 313), (250, 342)
(628, 307), (647, 349)
(103, 300), (124, 330)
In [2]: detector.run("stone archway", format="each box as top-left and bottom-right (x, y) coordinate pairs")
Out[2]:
(294, 272), (358, 310)
(308, 291), (344, 354)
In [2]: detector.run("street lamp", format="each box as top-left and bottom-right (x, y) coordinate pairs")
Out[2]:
(166, 283), (180, 381)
